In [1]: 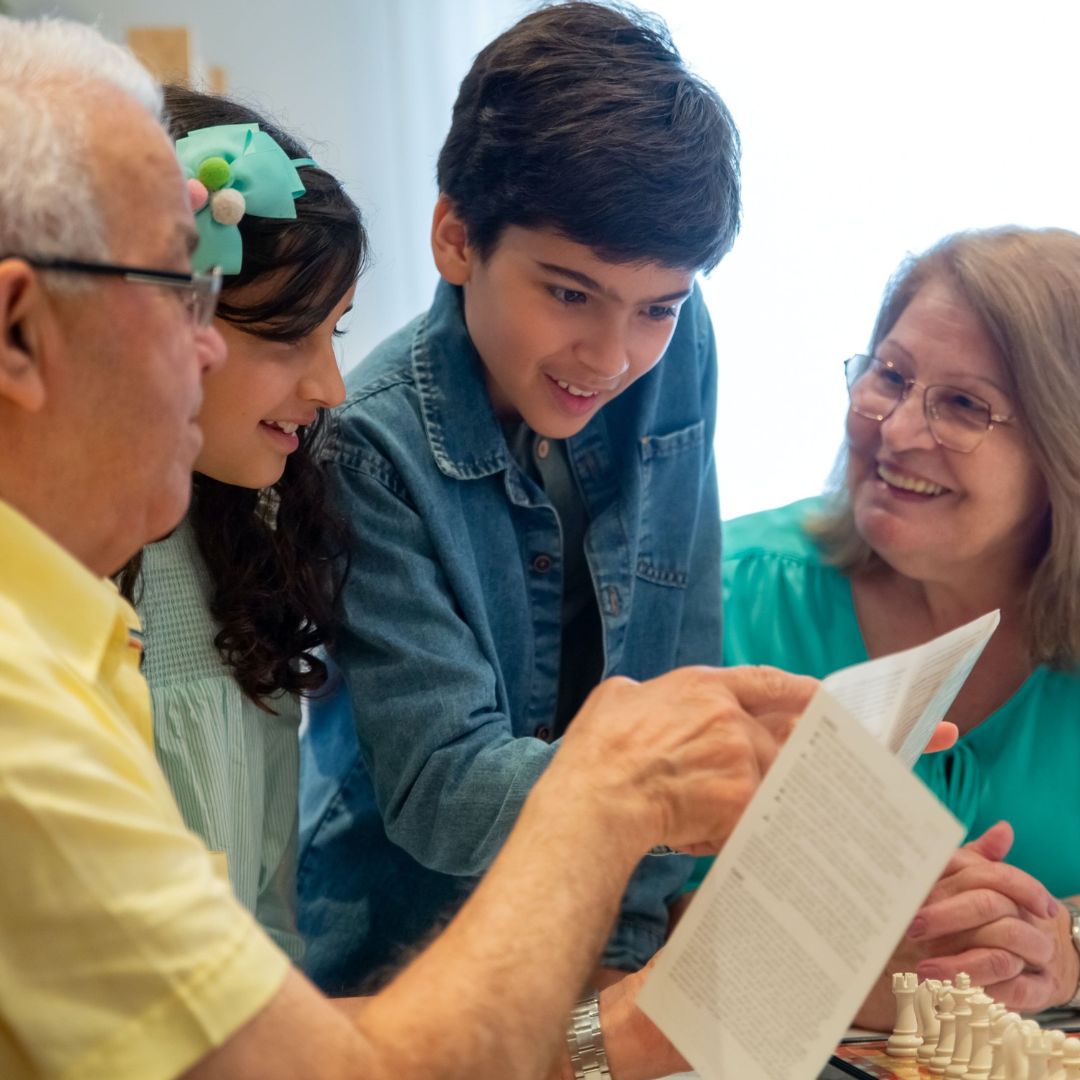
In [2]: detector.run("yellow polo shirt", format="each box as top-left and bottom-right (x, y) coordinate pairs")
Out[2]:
(0, 498), (290, 1080)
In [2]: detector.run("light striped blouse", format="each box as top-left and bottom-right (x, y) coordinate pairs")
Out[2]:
(137, 519), (304, 961)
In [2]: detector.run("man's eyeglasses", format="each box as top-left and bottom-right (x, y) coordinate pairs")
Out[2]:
(3, 256), (222, 328)
(845, 354), (1013, 454)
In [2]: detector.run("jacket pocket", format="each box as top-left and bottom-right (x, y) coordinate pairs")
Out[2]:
(635, 419), (706, 588)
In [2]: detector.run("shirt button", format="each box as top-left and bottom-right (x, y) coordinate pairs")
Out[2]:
(532, 553), (553, 573)
(535, 726), (552, 742)
(536, 438), (550, 460)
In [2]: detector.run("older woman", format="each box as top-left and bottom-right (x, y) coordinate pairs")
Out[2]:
(703, 226), (1080, 1023)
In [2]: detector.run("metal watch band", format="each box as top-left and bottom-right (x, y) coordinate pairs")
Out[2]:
(566, 989), (613, 1079)
(1064, 900), (1080, 1009)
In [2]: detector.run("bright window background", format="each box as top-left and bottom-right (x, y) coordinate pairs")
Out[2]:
(650, 0), (1080, 517)
(15, 0), (1080, 518)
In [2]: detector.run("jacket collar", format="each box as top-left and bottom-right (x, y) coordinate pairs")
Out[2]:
(411, 279), (512, 481)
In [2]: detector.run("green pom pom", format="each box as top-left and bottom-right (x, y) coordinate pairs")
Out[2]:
(197, 156), (231, 192)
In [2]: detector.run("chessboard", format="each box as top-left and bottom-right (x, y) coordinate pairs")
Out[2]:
(828, 1040), (933, 1079)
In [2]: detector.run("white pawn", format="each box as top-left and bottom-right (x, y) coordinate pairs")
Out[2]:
(932, 993), (958, 1075)
(1026, 1029), (1055, 1080)
(888, 972), (923, 1057)
(964, 993), (994, 1079)
(1061, 1036), (1080, 1080)
(1048, 1029), (1068, 1080)
(919, 979), (944, 1064)
(948, 985), (977, 1077)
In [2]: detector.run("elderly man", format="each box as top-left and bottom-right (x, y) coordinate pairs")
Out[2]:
(0, 16), (817, 1080)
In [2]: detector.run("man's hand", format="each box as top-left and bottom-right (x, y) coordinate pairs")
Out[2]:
(546, 665), (817, 860)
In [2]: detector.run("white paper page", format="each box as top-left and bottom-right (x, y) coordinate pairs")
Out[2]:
(822, 609), (999, 765)
(639, 688), (964, 1080)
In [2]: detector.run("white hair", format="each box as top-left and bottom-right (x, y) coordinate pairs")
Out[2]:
(0, 17), (163, 266)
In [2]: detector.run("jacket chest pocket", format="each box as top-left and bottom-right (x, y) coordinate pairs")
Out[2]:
(635, 419), (706, 589)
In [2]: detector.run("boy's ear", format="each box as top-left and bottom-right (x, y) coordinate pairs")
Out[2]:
(430, 194), (475, 285)
(0, 260), (48, 414)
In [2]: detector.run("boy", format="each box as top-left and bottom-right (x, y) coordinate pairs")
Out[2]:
(299, 0), (740, 993)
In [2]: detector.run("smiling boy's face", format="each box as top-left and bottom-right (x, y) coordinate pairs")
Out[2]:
(432, 199), (694, 439)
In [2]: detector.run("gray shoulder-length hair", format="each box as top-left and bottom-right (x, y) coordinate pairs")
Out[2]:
(809, 226), (1080, 669)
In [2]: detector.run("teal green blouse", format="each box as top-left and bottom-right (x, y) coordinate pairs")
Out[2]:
(691, 497), (1080, 897)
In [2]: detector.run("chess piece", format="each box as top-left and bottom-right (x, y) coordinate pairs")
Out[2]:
(989, 1006), (1010, 1080)
(919, 979), (944, 1064)
(1062, 1036), (1080, 1080)
(931, 992), (958, 1075)
(888, 972), (924, 1057)
(995, 1017), (1026, 1080)
(1048, 1028), (1067, 1080)
(963, 992), (993, 1079)
(1026, 1028), (1055, 1080)
(947, 983), (976, 1077)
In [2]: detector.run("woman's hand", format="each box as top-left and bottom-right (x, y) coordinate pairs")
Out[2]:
(906, 822), (1077, 1013)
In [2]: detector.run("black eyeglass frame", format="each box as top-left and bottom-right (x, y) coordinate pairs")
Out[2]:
(844, 353), (1014, 454)
(1, 255), (222, 328)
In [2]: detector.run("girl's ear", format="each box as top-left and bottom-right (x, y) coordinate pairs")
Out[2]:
(430, 194), (474, 285)
(0, 261), (47, 414)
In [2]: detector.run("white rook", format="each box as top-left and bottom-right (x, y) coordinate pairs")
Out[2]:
(887, 972), (923, 1058)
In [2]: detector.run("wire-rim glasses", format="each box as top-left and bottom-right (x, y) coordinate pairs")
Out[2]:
(3, 256), (222, 328)
(844, 354), (1013, 453)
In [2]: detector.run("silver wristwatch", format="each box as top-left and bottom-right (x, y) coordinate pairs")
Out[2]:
(566, 989), (613, 1079)
(1063, 900), (1080, 1009)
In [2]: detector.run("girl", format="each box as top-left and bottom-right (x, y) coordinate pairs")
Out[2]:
(121, 85), (365, 957)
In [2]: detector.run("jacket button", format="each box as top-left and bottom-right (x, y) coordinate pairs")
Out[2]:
(536, 438), (550, 460)
(535, 726), (552, 742)
(532, 553), (553, 573)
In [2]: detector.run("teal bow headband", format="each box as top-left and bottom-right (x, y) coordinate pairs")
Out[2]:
(175, 122), (316, 275)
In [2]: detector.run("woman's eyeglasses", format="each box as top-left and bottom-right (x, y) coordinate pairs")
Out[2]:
(844, 354), (1012, 453)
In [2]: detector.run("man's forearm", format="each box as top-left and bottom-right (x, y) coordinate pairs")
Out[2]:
(544, 968), (688, 1080)
(353, 768), (649, 1079)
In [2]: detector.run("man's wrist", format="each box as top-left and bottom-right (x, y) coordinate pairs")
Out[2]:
(566, 989), (613, 1079)
(531, 754), (656, 871)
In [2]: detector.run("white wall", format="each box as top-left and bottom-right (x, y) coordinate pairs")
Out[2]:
(652, 0), (1080, 516)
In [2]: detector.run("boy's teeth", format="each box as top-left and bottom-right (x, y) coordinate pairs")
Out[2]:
(268, 421), (299, 434)
(878, 463), (945, 496)
(555, 379), (598, 398)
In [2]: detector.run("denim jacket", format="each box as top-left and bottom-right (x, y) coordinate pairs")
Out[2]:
(298, 279), (721, 992)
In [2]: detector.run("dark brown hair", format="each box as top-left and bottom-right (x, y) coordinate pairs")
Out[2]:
(120, 85), (366, 708)
(437, 1), (741, 272)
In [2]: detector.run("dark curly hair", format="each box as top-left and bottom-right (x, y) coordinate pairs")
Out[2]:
(119, 85), (366, 709)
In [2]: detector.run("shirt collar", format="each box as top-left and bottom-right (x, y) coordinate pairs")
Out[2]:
(0, 498), (137, 682)
(411, 279), (512, 481)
